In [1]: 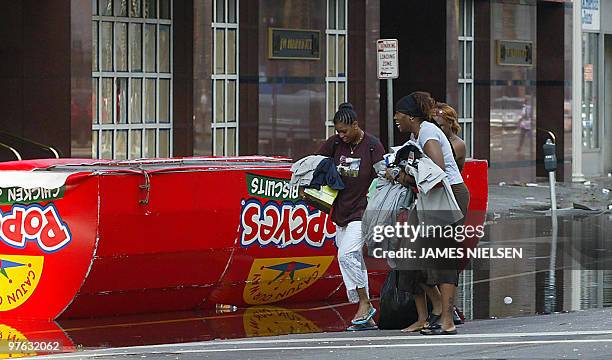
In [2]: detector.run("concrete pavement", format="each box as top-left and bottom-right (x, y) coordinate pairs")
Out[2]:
(488, 175), (612, 217)
(32, 308), (612, 359)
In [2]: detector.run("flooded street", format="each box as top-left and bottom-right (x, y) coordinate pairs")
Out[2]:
(458, 210), (612, 321)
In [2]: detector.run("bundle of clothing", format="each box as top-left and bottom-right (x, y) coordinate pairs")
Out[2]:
(362, 177), (413, 269)
(290, 155), (345, 190)
(399, 141), (463, 227)
(363, 141), (463, 268)
(290, 155), (345, 213)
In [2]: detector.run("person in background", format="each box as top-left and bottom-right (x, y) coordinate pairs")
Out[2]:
(433, 103), (466, 172)
(516, 96), (533, 152)
(317, 102), (385, 330)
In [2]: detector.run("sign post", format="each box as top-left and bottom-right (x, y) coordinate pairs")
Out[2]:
(377, 39), (399, 148)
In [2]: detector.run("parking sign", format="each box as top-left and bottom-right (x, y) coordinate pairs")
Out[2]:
(377, 39), (399, 79)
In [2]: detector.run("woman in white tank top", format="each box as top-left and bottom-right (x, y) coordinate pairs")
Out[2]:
(389, 91), (470, 336)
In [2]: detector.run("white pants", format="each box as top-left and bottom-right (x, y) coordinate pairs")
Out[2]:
(335, 221), (369, 303)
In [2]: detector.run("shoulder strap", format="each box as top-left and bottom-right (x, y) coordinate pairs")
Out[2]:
(369, 135), (376, 153)
(365, 133), (381, 170)
(449, 138), (457, 160)
(331, 135), (341, 158)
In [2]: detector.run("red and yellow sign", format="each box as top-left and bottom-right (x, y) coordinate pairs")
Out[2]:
(243, 256), (334, 305)
(0, 255), (44, 312)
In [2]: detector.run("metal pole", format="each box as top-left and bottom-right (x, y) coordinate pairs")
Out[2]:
(549, 171), (557, 213)
(546, 207), (558, 313)
(387, 79), (394, 148)
(546, 171), (558, 312)
(572, 0), (585, 182)
(545, 135), (558, 313)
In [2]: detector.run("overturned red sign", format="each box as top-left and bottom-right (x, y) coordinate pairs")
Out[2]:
(0, 157), (487, 320)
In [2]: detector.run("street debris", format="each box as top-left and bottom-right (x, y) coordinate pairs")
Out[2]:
(573, 202), (596, 211)
(603, 188), (611, 195)
(525, 197), (535, 200)
(216, 304), (238, 313)
(525, 183), (538, 187)
(498, 182), (506, 186)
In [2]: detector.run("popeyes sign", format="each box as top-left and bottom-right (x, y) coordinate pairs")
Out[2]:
(240, 174), (336, 249)
(0, 203), (72, 253)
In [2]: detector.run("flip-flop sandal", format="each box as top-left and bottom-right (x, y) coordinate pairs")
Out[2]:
(351, 306), (377, 325)
(346, 323), (378, 331)
(426, 323), (441, 330)
(420, 328), (457, 335)
(400, 325), (424, 333)
(424, 313), (441, 330)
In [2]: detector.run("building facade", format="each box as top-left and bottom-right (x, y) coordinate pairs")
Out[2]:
(2, 0), (609, 182)
(580, 0), (612, 176)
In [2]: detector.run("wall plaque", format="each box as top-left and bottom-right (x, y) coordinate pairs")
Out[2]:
(268, 28), (320, 60)
(496, 40), (533, 66)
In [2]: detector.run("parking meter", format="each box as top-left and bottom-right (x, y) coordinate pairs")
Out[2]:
(543, 139), (557, 172)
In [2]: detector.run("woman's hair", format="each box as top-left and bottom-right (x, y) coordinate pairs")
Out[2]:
(435, 102), (461, 135)
(333, 102), (358, 125)
(396, 91), (435, 120)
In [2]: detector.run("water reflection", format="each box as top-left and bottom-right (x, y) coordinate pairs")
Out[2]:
(1, 302), (363, 354)
(62, 303), (355, 347)
(458, 211), (612, 321)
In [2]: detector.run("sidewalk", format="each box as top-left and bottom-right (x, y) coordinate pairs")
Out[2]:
(488, 173), (612, 217)
(38, 308), (612, 360)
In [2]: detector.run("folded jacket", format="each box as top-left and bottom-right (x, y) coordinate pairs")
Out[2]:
(309, 158), (345, 190)
(412, 159), (446, 194)
(290, 155), (328, 187)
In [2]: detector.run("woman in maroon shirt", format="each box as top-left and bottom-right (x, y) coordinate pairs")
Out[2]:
(318, 103), (385, 329)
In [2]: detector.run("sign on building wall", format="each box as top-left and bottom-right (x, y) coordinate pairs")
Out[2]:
(582, 0), (600, 32)
(496, 40), (533, 66)
(268, 28), (320, 60)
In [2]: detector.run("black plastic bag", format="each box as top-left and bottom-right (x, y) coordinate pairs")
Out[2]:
(377, 270), (418, 330)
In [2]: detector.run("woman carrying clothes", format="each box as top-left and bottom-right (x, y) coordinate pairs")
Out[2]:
(390, 92), (470, 335)
(433, 103), (467, 172)
(317, 103), (385, 330)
